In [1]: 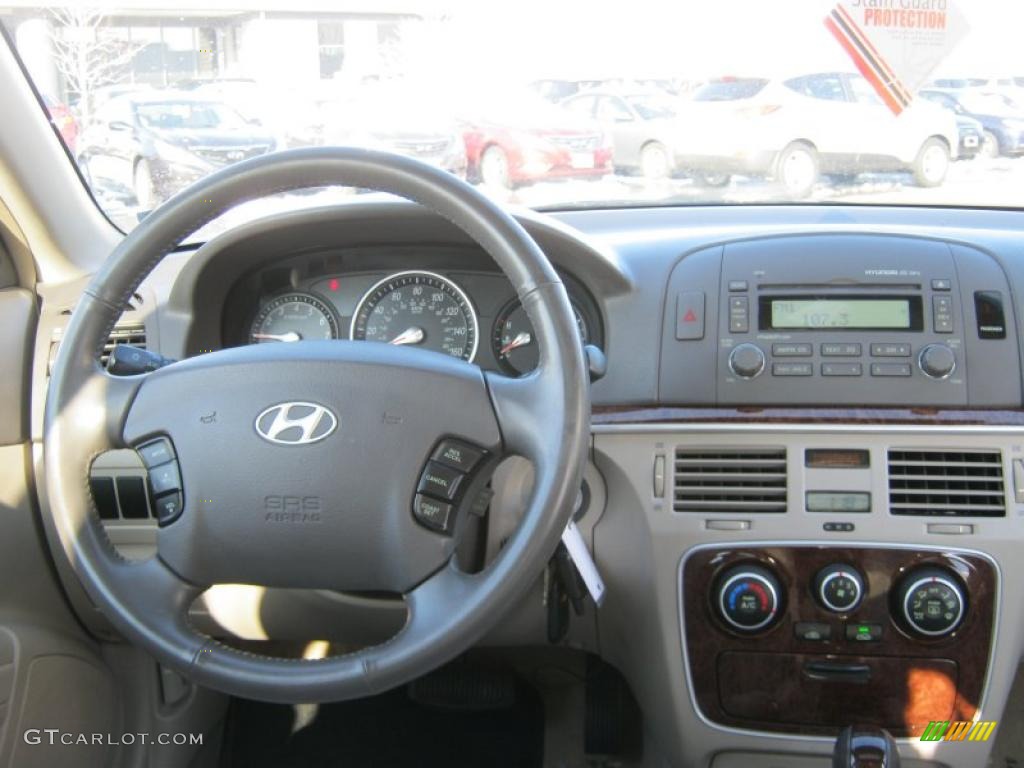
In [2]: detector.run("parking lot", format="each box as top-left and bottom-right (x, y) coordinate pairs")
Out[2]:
(96, 153), (1024, 241)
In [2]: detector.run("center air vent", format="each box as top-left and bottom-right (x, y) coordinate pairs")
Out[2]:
(673, 448), (787, 513)
(888, 450), (1006, 517)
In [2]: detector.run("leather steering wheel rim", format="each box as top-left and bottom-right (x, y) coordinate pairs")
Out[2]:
(43, 147), (589, 703)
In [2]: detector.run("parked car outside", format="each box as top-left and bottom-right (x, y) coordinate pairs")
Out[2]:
(672, 73), (959, 197)
(462, 96), (613, 189)
(954, 115), (984, 160)
(561, 90), (693, 179)
(76, 91), (277, 208)
(319, 89), (467, 177)
(41, 94), (78, 152)
(919, 88), (1024, 159)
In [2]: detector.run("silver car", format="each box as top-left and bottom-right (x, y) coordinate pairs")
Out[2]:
(561, 90), (686, 179)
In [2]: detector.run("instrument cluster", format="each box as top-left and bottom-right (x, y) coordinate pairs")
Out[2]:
(246, 266), (602, 376)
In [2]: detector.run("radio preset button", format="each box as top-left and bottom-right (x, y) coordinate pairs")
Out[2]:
(870, 343), (911, 357)
(772, 362), (813, 376)
(728, 296), (749, 334)
(933, 295), (954, 333)
(821, 343), (862, 357)
(772, 343), (812, 357)
(821, 362), (862, 377)
(871, 363), (912, 377)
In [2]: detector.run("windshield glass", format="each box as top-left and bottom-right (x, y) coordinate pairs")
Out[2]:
(3, 1), (1024, 237)
(628, 95), (678, 120)
(135, 101), (248, 131)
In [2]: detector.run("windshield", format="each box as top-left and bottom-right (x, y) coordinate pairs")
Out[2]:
(135, 101), (248, 131)
(3, 1), (1024, 237)
(627, 95), (678, 120)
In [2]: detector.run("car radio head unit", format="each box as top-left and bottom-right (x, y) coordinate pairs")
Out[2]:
(759, 295), (924, 331)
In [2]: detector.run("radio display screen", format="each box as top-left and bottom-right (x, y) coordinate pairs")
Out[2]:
(761, 295), (923, 331)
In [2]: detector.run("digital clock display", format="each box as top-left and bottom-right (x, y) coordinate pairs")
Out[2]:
(764, 296), (922, 330)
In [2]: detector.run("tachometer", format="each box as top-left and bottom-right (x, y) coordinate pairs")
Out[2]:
(350, 271), (479, 361)
(250, 292), (339, 344)
(493, 298), (590, 376)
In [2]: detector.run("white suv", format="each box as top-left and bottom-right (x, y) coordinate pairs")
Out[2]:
(676, 72), (960, 196)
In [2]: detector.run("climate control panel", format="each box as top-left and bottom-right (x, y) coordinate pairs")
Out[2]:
(686, 545), (996, 737)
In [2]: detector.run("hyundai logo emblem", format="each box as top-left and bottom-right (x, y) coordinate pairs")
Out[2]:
(255, 402), (337, 445)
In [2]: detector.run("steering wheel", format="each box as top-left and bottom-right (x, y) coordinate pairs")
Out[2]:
(43, 147), (589, 703)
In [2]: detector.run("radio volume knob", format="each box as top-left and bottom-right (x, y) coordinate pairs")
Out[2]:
(729, 343), (766, 379)
(918, 344), (956, 380)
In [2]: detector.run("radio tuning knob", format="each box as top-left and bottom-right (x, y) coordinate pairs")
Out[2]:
(728, 343), (766, 379)
(918, 344), (956, 380)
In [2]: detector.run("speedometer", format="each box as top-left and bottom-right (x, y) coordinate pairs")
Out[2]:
(350, 271), (479, 362)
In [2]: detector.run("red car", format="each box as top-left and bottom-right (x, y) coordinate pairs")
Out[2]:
(463, 98), (612, 188)
(42, 94), (78, 152)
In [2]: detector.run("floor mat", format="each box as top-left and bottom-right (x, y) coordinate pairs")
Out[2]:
(220, 678), (544, 768)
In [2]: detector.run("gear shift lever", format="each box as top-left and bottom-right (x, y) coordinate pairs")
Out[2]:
(833, 726), (901, 768)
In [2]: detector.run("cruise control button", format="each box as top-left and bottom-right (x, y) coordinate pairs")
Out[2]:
(431, 440), (485, 473)
(870, 343), (910, 357)
(821, 362), (862, 377)
(772, 343), (812, 357)
(148, 461), (181, 497)
(821, 343), (861, 357)
(871, 363), (912, 377)
(772, 362), (812, 376)
(845, 623), (883, 642)
(413, 494), (453, 534)
(418, 460), (464, 500)
(794, 622), (832, 641)
(137, 438), (175, 469)
(155, 492), (184, 526)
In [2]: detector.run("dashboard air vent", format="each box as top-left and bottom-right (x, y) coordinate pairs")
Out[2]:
(888, 450), (1006, 517)
(673, 448), (787, 513)
(101, 324), (147, 367)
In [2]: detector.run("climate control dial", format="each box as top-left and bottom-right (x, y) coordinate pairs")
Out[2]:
(715, 565), (782, 632)
(896, 567), (966, 638)
(814, 564), (864, 613)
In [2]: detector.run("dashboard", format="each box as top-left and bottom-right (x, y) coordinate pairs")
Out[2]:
(33, 201), (1024, 768)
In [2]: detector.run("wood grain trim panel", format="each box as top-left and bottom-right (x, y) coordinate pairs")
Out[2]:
(682, 546), (996, 737)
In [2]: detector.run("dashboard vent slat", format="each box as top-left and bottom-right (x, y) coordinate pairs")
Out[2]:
(100, 325), (147, 367)
(673, 448), (787, 513)
(887, 449), (1006, 517)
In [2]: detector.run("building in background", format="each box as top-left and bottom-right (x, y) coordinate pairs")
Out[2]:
(0, 1), (428, 111)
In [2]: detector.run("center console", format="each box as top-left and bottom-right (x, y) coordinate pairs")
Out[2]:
(681, 544), (996, 738)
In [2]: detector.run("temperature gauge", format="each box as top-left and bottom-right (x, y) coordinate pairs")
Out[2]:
(492, 298), (590, 376)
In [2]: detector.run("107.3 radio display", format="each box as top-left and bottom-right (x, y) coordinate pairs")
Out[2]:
(769, 298), (912, 330)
